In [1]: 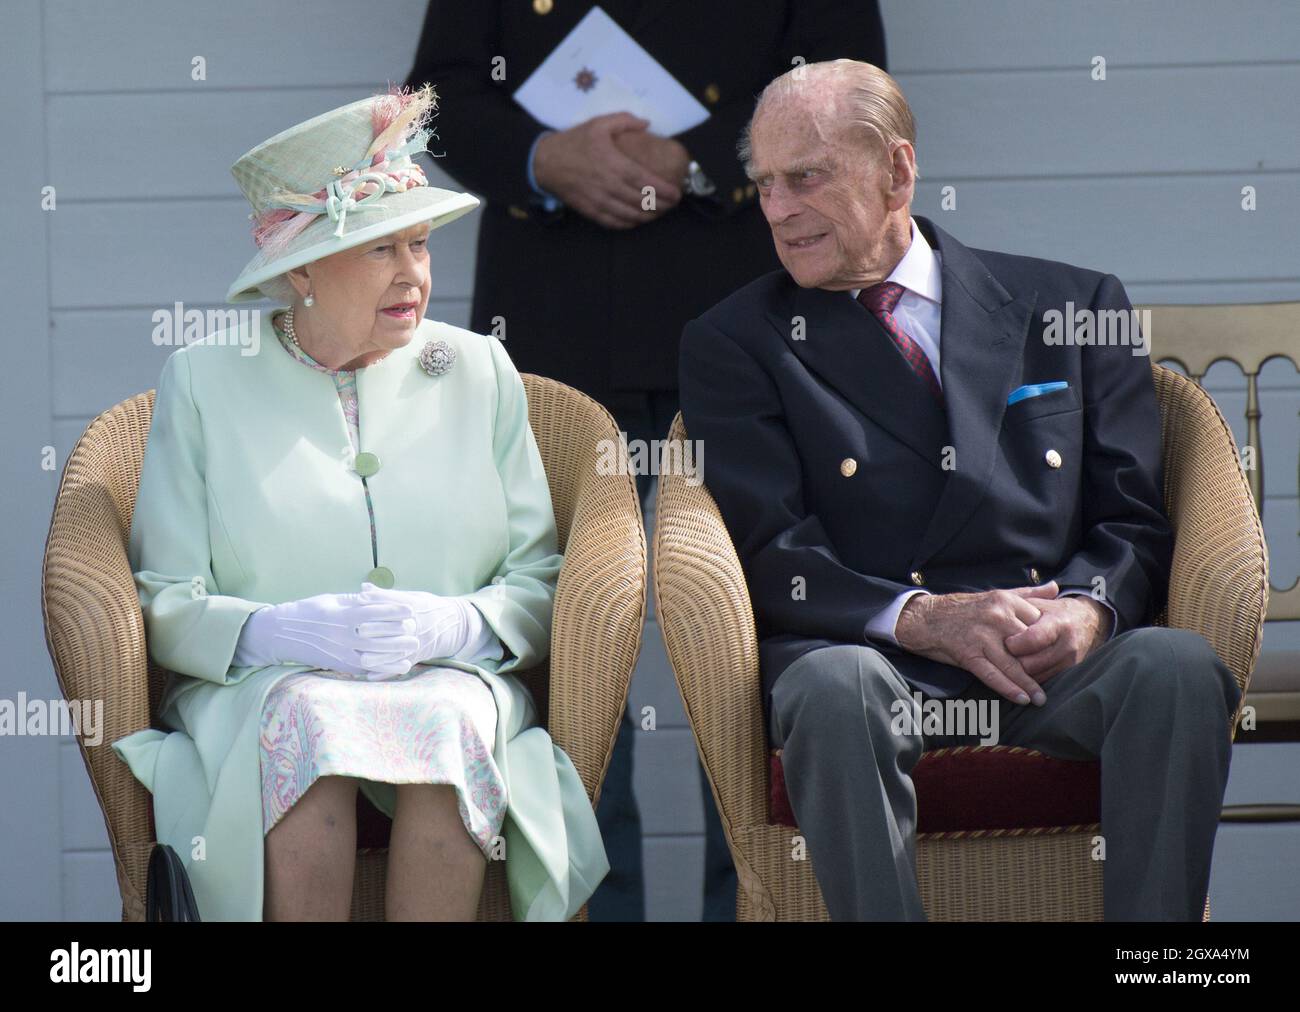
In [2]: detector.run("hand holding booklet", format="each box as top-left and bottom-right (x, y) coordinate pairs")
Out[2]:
(511, 5), (710, 136)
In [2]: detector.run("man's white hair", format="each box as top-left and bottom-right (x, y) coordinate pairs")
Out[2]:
(737, 59), (919, 181)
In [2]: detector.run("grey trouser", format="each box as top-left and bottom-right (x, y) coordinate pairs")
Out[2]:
(767, 627), (1242, 921)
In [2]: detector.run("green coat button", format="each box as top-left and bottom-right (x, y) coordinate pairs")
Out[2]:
(354, 452), (381, 477)
(366, 566), (394, 588)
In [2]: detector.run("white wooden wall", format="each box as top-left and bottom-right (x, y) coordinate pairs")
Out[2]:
(2, 0), (1295, 921)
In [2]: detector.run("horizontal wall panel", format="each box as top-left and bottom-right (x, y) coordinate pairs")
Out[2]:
(911, 174), (1300, 286)
(1208, 821), (1300, 921)
(1133, 281), (1300, 307)
(899, 64), (1300, 179)
(48, 198), (479, 308)
(884, 0), (1300, 73)
(52, 65), (1300, 202)
(46, 0), (429, 92)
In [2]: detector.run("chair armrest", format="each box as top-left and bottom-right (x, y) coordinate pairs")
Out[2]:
(523, 376), (647, 803)
(653, 412), (769, 831)
(41, 395), (159, 919)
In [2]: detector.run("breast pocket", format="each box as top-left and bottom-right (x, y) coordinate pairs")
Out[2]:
(1000, 386), (1085, 517)
(1004, 384), (1080, 425)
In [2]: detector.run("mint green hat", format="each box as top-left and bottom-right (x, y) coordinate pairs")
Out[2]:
(226, 84), (479, 303)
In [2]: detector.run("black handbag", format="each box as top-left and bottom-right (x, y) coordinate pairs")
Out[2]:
(146, 843), (202, 922)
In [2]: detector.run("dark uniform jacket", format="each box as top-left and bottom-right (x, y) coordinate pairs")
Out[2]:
(406, 0), (886, 407)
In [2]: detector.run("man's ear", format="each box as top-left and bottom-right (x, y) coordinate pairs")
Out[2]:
(885, 142), (916, 211)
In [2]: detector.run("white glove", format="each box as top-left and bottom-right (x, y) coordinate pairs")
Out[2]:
(231, 589), (421, 679)
(357, 582), (502, 677)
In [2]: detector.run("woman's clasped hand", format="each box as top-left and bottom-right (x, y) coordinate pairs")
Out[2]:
(232, 588), (419, 678)
(356, 582), (479, 670)
(231, 583), (480, 680)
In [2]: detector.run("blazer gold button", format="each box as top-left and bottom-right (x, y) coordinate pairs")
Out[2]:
(508, 204), (529, 220)
(366, 566), (395, 589)
(533, 0), (553, 14)
(354, 451), (381, 477)
(1030, 567), (1041, 583)
(703, 83), (721, 104)
(910, 570), (925, 586)
(840, 457), (857, 477)
(1045, 449), (1062, 468)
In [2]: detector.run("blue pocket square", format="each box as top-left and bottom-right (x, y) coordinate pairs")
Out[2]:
(1007, 381), (1069, 406)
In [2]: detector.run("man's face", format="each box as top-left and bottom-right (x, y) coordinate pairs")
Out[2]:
(748, 97), (907, 290)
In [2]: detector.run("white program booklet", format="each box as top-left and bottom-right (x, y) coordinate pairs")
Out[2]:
(511, 5), (710, 136)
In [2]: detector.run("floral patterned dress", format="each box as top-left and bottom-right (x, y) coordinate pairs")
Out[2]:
(256, 314), (508, 856)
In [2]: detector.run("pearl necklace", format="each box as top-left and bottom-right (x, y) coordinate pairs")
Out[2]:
(279, 307), (303, 350)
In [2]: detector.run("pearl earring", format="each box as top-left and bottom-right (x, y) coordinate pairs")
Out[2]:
(303, 288), (315, 307)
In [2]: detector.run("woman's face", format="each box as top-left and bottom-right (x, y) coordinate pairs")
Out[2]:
(289, 222), (434, 367)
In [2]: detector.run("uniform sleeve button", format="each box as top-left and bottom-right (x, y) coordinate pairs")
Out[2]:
(910, 570), (925, 586)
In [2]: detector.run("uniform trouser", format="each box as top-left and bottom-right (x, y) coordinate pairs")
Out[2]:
(767, 627), (1242, 921)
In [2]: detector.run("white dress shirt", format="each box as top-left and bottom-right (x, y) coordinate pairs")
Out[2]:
(851, 218), (1115, 645)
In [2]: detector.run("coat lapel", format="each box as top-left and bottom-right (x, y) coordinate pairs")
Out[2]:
(774, 283), (949, 468)
(911, 216), (1036, 562)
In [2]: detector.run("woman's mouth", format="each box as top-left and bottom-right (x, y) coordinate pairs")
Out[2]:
(380, 303), (418, 319)
(785, 233), (827, 250)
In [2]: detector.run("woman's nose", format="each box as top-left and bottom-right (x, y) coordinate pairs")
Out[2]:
(394, 244), (428, 280)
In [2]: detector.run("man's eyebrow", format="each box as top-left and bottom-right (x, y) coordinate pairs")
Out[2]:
(747, 159), (827, 181)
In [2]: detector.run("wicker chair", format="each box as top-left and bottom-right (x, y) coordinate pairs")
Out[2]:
(653, 362), (1267, 920)
(41, 373), (646, 922)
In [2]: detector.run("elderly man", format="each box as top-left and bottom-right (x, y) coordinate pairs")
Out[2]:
(678, 60), (1242, 921)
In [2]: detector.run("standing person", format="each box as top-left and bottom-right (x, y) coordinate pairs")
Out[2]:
(407, 1), (887, 920)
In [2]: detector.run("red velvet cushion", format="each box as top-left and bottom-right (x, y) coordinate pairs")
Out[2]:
(769, 746), (1100, 833)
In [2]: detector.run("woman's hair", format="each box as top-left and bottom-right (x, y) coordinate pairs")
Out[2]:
(257, 272), (298, 305)
(737, 59), (920, 182)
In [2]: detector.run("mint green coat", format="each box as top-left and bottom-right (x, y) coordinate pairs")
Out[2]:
(110, 312), (609, 920)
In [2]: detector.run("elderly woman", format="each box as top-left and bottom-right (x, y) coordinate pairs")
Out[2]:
(110, 85), (609, 921)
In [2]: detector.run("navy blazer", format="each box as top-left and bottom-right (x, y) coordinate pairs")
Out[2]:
(678, 215), (1173, 733)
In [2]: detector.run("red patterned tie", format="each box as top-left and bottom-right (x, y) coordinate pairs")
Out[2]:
(857, 282), (943, 403)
